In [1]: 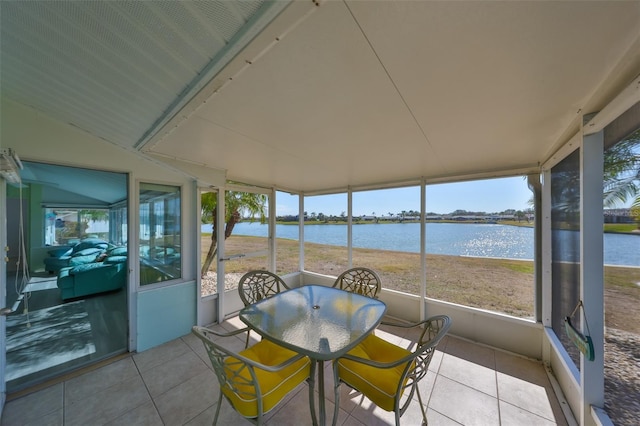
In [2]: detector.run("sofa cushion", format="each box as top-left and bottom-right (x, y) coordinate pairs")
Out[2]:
(337, 334), (413, 411)
(73, 247), (103, 257)
(222, 340), (311, 418)
(69, 262), (107, 275)
(48, 247), (72, 258)
(104, 255), (127, 264)
(73, 238), (108, 253)
(69, 248), (104, 266)
(107, 246), (127, 257)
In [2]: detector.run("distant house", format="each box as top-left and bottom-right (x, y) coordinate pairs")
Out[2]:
(604, 208), (634, 224)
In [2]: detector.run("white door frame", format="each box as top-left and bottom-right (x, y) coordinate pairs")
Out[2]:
(1, 180), (8, 416)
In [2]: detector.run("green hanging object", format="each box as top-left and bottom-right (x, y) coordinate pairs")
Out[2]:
(564, 301), (595, 362)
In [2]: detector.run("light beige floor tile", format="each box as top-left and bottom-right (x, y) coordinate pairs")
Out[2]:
(181, 330), (205, 352)
(267, 385), (342, 426)
(344, 395), (395, 426)
(497, 372), (556, 421)
(416, 369), (438, 405)
(342, 414), (367, 426)
(220, 316), (249, 333)
(4, 318), (572, 426)
(499, 400), (557, 426)
(153, 368), (219, 425)
(444, 336), (496, 369)
(429, 348), (445, 372)
(22, 408), (63, 426)
(139, 349), (210, 397)
(64, 357), (138, 403)
(63, 374), (151, 426)
(494, 351), (550, 386)
(429, 375), (500, 426)
(426, 408), (463, 426)
(191, 396), (253, 425)
(132, 337), (191, 372)
(104, 400), (163, 426)
(184, 404), (218, 426)
(1, 383), (63, 426)
(439, 353), (498, 397)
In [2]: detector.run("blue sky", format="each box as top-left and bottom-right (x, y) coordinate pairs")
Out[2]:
(275, 176), (534, 217)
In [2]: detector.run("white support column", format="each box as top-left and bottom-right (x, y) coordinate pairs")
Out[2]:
(420, 179), (426, 321)
(298, 195), (304, 277)
(268, 188), (276, 272)
(580, 130), (605, 426)
(347, 188), (352, 268)
(541, 169), (553, 329)
(216, 190), (226, 324)
(1, 180), (8, 412)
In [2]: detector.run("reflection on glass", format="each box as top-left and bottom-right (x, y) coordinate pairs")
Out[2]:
(550, 149), (581, 369)
(602, 127), (640, 424)
(139, 182), (181, 285)
(45, 207), (110, 246)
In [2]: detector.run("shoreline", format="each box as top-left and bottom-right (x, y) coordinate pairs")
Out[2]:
(231, 219), (640, 235)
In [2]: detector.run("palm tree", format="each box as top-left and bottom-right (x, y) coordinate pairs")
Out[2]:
(529, 131), (639, 226)
(603, 132), (640, 210)
(200, 191), (267, 277)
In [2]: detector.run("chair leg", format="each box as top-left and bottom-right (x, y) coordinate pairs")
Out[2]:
(332, 376), (341, 426)
(213, 392), (223, 425)
(308, 360), (318, 426)
(415, 386), (428, 425)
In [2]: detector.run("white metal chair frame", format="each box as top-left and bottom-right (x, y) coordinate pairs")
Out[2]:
(332, 315), (451, 426)
(192, 325), (314, 426)
(237, 270), (290, 348)
(238, 270), (290, 306)
(332, 267), (382, 298)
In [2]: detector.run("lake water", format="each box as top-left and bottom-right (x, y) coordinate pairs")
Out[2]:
(201, 222), (639, 267)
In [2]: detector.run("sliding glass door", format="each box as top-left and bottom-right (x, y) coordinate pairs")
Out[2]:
(4, 162), (129, 393)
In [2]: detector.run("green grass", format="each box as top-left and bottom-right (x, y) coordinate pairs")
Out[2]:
(604, 223), (639, 233)
(203, 234), (640, 332)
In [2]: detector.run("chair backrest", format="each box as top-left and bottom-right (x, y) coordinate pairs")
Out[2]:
(192, 326), (265, 423)
(192, 325), (311, 424)
(398, 315), (451, 404)
(192, 326), (256, 396)
(333, 267), (382, 298)
(238, 270), (289, 306)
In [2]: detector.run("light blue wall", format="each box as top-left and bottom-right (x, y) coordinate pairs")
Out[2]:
(137, 280), (197, 352)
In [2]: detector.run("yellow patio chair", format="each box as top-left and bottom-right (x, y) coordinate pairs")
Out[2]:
(192, 325), (313, 425)
(332, 267), (382, 298)
(238, 270), (290, 347)
(332, 315), (451, 426)
(238, 270), (290, 306)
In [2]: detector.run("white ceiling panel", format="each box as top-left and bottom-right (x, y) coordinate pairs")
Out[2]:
(3, 1), (640, 193)
(148, 1), (640, 191)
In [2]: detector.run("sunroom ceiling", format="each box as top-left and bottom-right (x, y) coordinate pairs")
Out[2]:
(2, 1), (640, 193)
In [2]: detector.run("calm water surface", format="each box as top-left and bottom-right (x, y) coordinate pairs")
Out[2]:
(202, 222), (639, 266)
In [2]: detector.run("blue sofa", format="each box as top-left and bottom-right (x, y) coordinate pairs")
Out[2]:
(57, 251), (127, 300)
(44, 238), (109, 273)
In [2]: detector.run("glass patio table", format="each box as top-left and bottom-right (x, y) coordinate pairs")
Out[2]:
(239, 284), (387, 426)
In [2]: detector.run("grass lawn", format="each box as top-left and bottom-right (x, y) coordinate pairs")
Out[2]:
(204, 235), (640, 333)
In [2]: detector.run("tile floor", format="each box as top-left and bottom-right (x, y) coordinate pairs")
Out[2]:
(1, 316), (571, 426)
